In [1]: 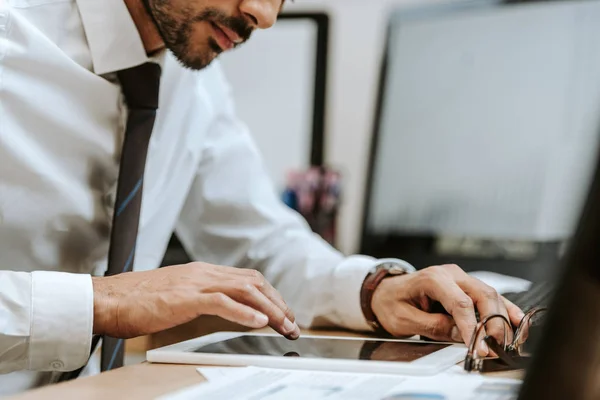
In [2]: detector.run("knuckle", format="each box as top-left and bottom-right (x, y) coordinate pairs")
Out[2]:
(210, 293), (229, 307)
(421, 267), (439, 281)
(246, 270), (266, 288)
(437, 264), (464, 278)
(420, 267), (446, 286)
(482, 286), (499, 301)
(445, 263), (461, 271)
(249, 269), (263, 279)
(252, 276), (266, 289)
(454, 297), (474, 311)
(427, 265), (442, 274)
(240, 283), (256, 296)
(441, 264), (463, 275)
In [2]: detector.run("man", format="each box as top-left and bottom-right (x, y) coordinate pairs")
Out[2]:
(0, 0), (524, 395)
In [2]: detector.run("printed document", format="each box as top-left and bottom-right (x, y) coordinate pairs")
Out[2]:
(157, 366), (521, 400)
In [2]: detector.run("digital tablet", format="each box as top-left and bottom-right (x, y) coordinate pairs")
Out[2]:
(146, 332), (467, 376)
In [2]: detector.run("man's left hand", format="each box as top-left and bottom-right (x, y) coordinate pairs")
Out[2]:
(371, 264), (525, 354)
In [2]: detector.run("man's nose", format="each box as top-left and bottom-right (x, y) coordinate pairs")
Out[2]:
(239, 0), (280, 30)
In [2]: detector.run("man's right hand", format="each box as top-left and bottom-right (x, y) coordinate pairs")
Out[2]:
(91, 263), (300, 340)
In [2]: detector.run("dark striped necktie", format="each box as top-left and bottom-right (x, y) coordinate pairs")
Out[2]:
(100, 62), (162, 371)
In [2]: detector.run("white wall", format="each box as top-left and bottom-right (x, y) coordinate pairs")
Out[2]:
(281, 0), (453, 254)
(219, 20), (319, 190)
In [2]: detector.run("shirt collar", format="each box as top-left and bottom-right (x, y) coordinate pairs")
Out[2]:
(75, 0), (150, 75)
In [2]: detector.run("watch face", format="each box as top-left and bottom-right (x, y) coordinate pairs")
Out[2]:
(370, 263), (408, 276)
(384, 264), (407, 275)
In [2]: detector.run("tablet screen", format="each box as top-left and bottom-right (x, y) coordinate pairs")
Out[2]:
(192, 335), (450, 362)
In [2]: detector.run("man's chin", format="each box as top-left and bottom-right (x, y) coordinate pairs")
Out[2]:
(169, 50), (217, 71)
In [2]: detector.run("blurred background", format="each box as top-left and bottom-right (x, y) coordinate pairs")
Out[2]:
(161, 0), (600, 286)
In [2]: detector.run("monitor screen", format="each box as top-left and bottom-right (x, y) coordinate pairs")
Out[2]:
(364, 0), (600, 243)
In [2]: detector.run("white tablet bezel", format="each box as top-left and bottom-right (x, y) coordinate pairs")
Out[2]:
(146, 332), (467, 376)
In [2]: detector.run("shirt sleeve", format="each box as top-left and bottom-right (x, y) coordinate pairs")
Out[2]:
(0, 271), (94, 374)
(175, 67), (415, 332)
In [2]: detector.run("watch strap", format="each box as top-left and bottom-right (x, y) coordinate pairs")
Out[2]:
(360, 265), (408, 332)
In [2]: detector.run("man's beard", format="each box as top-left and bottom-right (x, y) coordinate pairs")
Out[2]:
(142, 1), (253, 70)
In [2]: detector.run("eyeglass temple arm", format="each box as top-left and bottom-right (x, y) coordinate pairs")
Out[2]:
(464, 314), (512, 372)
(466, 314), (512, 355)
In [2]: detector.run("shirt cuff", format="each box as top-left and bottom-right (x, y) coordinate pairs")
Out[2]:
(29, 272), (94, 371)
(332, 256), (416, 332)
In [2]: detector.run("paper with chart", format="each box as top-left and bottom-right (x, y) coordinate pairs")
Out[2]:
(158, 366), (521, 400)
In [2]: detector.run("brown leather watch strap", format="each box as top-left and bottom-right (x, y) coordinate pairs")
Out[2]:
(360, 269), (393, 331)
(360, 264), (409, 332)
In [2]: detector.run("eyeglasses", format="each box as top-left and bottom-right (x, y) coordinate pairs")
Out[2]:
(464, 307), (547, 373)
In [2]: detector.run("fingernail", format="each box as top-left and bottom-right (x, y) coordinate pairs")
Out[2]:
(283, 318), (295, 334)
(254, 313), (269, 326)
(451, 326), (462, 342)
(287, 329), (300, 340)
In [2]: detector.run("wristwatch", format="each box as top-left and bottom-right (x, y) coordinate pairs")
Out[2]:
(360, 262), (410, 332)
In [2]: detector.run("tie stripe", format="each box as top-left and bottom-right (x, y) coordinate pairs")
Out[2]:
(122, 246), (137, 274)
(106, 339), (124, 371)
(116, 178), (143, 217)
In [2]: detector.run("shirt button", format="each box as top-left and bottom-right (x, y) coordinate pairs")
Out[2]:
(50, 360), (64, 370)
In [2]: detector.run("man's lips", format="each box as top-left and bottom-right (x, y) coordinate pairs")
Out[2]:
(217, 23), (243, 44)
(210, 22), (242, 51)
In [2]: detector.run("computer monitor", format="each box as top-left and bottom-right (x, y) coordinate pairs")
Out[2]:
(161, 13), (331, 267)
(360, 0), (600, 280)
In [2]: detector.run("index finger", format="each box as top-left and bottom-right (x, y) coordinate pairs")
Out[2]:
(254, 277), (297, 324)
(221, 268), (297, 323)
(243, 286), (300, 339)
(459, 277), (513, 346)
(422, 276), (478, 346)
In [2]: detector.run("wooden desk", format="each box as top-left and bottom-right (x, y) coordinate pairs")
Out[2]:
(9, 325), (523, 400)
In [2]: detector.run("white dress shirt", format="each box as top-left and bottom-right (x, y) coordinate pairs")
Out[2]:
(0, 0), (414, 395)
